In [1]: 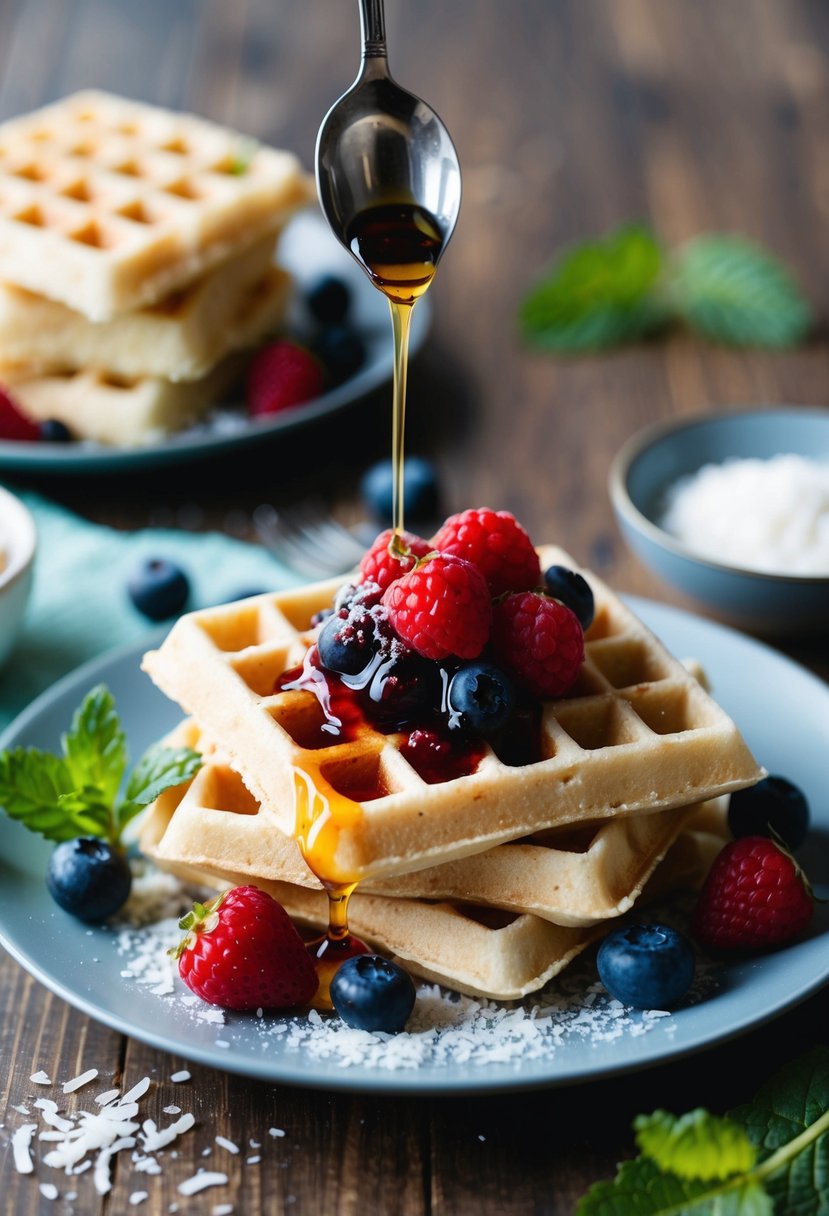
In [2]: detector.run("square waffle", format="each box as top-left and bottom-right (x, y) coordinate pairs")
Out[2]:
(139, 718), (725, 928)
(142, 546), (762, 885)
(0, 90), (312, 320)
(0, 233), (285, 381)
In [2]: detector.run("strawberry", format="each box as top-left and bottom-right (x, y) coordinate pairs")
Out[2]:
(358, 528), (433, 593)
(0, 385), (40, 441)
(173, 885), (318, 1010)
(492, 591), (584, 698)
(430, 508), (541, 596)
(382, 553), (491, 661)
(692, 836), (814, 951)
(246, 340), (325, 417)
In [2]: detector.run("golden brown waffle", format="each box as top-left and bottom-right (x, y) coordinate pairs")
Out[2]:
(142, 546), (761, 885)
(0, 90), (311, 320)
(140, 718), (724, 927)
(0, 234), (285, 380)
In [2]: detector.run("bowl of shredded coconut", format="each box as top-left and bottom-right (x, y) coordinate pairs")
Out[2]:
(609, 407), (829, 634)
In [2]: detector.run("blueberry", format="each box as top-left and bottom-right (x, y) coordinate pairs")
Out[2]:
(597, 922), (695, 1010)
(360, 457), (440, 525)
(39, 418), (74, 443)
(330, 954), (416, 1032)
(543, 565), (595, 630)
(317, 609), (377, 676)
(127, 557), (190, 621)
(306, 274), (352, 325)
(728, 775), (810, 850)
(447, 662), (516, 735)
(313, 325), (367, 383)
(366, 649), (442, 728)
(46, 837), (132, 923)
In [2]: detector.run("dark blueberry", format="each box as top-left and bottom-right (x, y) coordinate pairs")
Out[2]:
(314, 325), (367, 383)
(365, 647), (442, 728)
(597, 922), (695, 1010)
(46, 837), (132, 923)
(330, 953), (416, 1032)
(543, 565), (595, 631)
(306, 273), (352, 325)
(728, 775), (810, 850)
(127, 557), (190, 621)
(360, 457), (440, 525)
(317, 608), (378, 676)
(447, 662), (516, 735)
(39, 418), (74, 443)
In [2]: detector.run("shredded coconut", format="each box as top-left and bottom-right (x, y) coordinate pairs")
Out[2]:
(178, 1171), (229, 1196)
(661, 454), (829, 574)
(63, 1068), (98, 1094)
(30, 1071), (52, 1085)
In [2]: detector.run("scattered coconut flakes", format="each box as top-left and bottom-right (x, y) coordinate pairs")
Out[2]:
(39, 1182), (59, 1200)
(213, 1206), (234, 1216)
(215, 1136), (239, 1154)
(163, 1105), (181, 1115)
(30, 1071), (52, 1085)
(11, 1123), (37, 1173)
(178, 1170), (229, 1196)
(95, 1090), (120, 1106)
(140, 1112), (196, 1153)
(246, 1155), (261, 1165)
(268, 1128), (286, 1139)
(63, 1069), (98, 1094)
(130, 1192), (149, 1205)
(170, 1071), (191, 1084)
(12, 1104), (30, 1115)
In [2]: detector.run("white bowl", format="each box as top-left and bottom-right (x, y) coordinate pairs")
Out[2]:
(0, 486), (36, 665)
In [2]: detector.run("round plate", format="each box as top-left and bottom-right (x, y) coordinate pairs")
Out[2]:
(0, 211), (431, 474)
(0, 600), (827, 1094)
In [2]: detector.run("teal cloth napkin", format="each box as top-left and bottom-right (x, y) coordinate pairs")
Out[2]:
(0, 493), (300, 734)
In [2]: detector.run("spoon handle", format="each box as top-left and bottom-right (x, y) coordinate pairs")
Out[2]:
(359, 0), (387, 60)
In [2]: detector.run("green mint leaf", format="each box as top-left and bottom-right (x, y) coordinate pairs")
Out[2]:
(117, 745), (202, 833)
(635, 1109), (757, 1182)
(62, 684), (127, 811)
(518, 224), (668, 351)
(575, 1154), (772, 1216)
(0, 748), (99, 842)
(669, 235), (812, 348)
(56, 790), (112, 838)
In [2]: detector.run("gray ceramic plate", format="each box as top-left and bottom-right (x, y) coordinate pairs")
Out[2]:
(0, 211), (431, 474)
(0, 600), (827, 1094)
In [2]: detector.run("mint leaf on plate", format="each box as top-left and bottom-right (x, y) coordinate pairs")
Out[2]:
(117, 744), (203, 834)
(62, 684), (127, 810)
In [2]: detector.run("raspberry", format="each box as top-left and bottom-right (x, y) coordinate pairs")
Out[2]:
(174, 885), (318, 1010)
(358, 528), (433, 593)
(430, 508), (541, 596)
(692, 836), (814, 951)
(382, 553), (491, 661)
(492, 592), (584, 698)
(0, 385), (40, 441)
(246, 340), (325, 417)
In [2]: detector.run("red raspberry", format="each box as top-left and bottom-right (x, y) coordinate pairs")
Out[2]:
(492, 592), (584, 698)
(430, 508), (541, 596)
(358, 528), (433, 593)
(0, 385), (39, 441)
(246, 340), (325, 417)
(382, 553), (491, 661)
(174, 885), (318, 1010)
(692, 836), (814, 951)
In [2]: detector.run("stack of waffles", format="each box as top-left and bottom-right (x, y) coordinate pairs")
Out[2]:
(0, 91), (313, 445)
(140, 546), (763, 1000)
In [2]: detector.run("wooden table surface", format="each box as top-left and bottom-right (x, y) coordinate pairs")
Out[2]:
(1, 2), (827, 1212)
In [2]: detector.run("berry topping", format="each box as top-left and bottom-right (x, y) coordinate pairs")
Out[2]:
(728, 775), (810, 851)
(596, 922), (696, 1010)
(361, 457), (440, 526)
(246, 339), (325, 417)
(692, 836), (814, 952)
(46, 837), (132, 923)
(447, 662), (516, 735)
(330, 953), (416, 1032)
(383, 553), (491, 661)
(491, 592), (584, 698)
(431, 507), (541, 596)
(543, 564), (595, 630)
(39, 418), (74, 443)
(306, 273), (352, 325)
(174, 885), (318, 1010)
(358, 528), (433, 593)
(313, 324), (366, 384)
(317, 605), (380, 676)
(0, 385), (40, 442)
(127, 557), (190, 621)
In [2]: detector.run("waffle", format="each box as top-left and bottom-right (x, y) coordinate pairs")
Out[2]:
(0, 90), (311, 320)
(140, 718), (724, 927)
(142, 546), (762, 886)
(0, 233), (286, 381)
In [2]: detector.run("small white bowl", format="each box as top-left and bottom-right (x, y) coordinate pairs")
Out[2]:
(0, 485), (36, 665)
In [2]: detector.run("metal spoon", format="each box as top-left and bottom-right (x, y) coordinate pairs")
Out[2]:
(315, 0), (461, 265)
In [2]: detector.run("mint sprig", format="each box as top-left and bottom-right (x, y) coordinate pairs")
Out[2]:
(519, 225), (812, 352)
(0, 684), (202, 847)
(577, 1047), (829, 1215)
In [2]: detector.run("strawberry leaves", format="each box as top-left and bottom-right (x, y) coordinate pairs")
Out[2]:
(577, 1048), (829, 1215)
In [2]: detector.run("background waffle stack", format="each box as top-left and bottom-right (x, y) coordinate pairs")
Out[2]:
(0, 90), (312, 445)
(139, 546), (760, 999)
